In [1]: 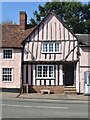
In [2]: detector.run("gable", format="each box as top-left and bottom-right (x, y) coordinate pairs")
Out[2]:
(23, 12), (78, 62)
(23, 12), (77, 43)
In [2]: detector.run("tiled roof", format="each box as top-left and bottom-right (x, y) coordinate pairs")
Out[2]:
(2, 24), (35, 48)
(2, 24), (90, 48)
(76, 34), (90, 46)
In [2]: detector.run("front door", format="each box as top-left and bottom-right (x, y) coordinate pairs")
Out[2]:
(63, 64), (74, 86)
(84, 71), (90, 95)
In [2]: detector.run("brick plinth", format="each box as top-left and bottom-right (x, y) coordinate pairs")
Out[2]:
(29, 86), (64, 94)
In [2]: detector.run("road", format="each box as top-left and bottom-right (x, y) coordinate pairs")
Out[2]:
(1, 98), (88, 118)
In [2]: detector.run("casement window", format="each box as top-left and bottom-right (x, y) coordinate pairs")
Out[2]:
(2, 68), (13, 82)
(36, 65), (54, 79)
(42, 42), (60, 53)
(3, 49), (14, 60)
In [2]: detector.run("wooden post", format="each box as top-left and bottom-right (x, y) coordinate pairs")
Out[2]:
(76, 62), (80, 93)
(33, 65), (35, 85)
(56, 65), (58, 85)
(59, 65), (63, 85)
(23, 84), (28, 93)
(74, 64), (76, 86)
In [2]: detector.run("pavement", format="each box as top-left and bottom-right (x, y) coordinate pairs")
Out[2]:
(1, 92), (89, 101)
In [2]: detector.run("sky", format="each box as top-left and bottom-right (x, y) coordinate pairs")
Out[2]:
(1, 1), (90, 24)
(1, 2), (45, 24)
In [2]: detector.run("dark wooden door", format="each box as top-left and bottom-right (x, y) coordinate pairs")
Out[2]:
(63, 64), (74, 86)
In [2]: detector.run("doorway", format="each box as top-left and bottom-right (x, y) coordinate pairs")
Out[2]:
(63, 63), (74, 86)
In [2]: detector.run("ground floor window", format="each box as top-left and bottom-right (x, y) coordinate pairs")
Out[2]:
(2, 68), (13, 82)
(36, 65), (54, 79)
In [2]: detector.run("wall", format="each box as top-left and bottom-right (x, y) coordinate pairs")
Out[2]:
(0, 48), (22, 89)
(79, 46), (90, 93)
(29, 86), (64, 94)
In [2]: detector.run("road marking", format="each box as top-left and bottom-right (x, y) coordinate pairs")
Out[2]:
(1, 104), (68, 110)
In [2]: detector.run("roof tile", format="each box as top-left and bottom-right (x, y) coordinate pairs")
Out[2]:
(2, 24), (35, 48)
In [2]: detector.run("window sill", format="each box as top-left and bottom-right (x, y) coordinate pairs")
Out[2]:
(35, 77), (55, 80)
(42, 52), (62, 54)
(2, 59), (14, 61)
(2, 81), (13, 83)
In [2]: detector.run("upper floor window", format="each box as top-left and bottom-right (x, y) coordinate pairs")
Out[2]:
(2, 68), (13, 82)
(3, 49), (13, 60)
(42, 42), (60, 53)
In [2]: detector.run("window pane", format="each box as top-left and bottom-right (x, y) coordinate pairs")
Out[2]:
(43, 43), (48, 52)
(49, 66), (54, 77)
(55, 43), (59, 52)
(43, 66), (48, 77)
(49, 43), (53, 52)
(37, 66), (42, 77)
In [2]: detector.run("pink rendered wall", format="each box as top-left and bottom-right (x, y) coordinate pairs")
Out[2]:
(80, 47), (90, 66)
(0, 48), (22, 89)
(79, 47), (90, 93)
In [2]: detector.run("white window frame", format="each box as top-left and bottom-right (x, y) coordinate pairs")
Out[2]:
(36, 65), (55, 79)
(2, 68), (13, 82)
(2, 49), (14, 60)
(42, 42), (60, 53)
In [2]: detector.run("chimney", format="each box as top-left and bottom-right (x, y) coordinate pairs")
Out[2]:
(20, 11), (27, 30)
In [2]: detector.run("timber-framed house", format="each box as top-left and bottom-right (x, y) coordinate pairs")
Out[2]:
(22, 11), (80, 94)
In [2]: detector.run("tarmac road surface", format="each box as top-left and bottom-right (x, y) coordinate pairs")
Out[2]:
(1, 97), (88, 118)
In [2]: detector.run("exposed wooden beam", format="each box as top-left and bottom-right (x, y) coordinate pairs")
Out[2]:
(64, 45), (78, 60)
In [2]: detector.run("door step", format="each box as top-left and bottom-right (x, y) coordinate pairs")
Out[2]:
(64, 86), (77, 94)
